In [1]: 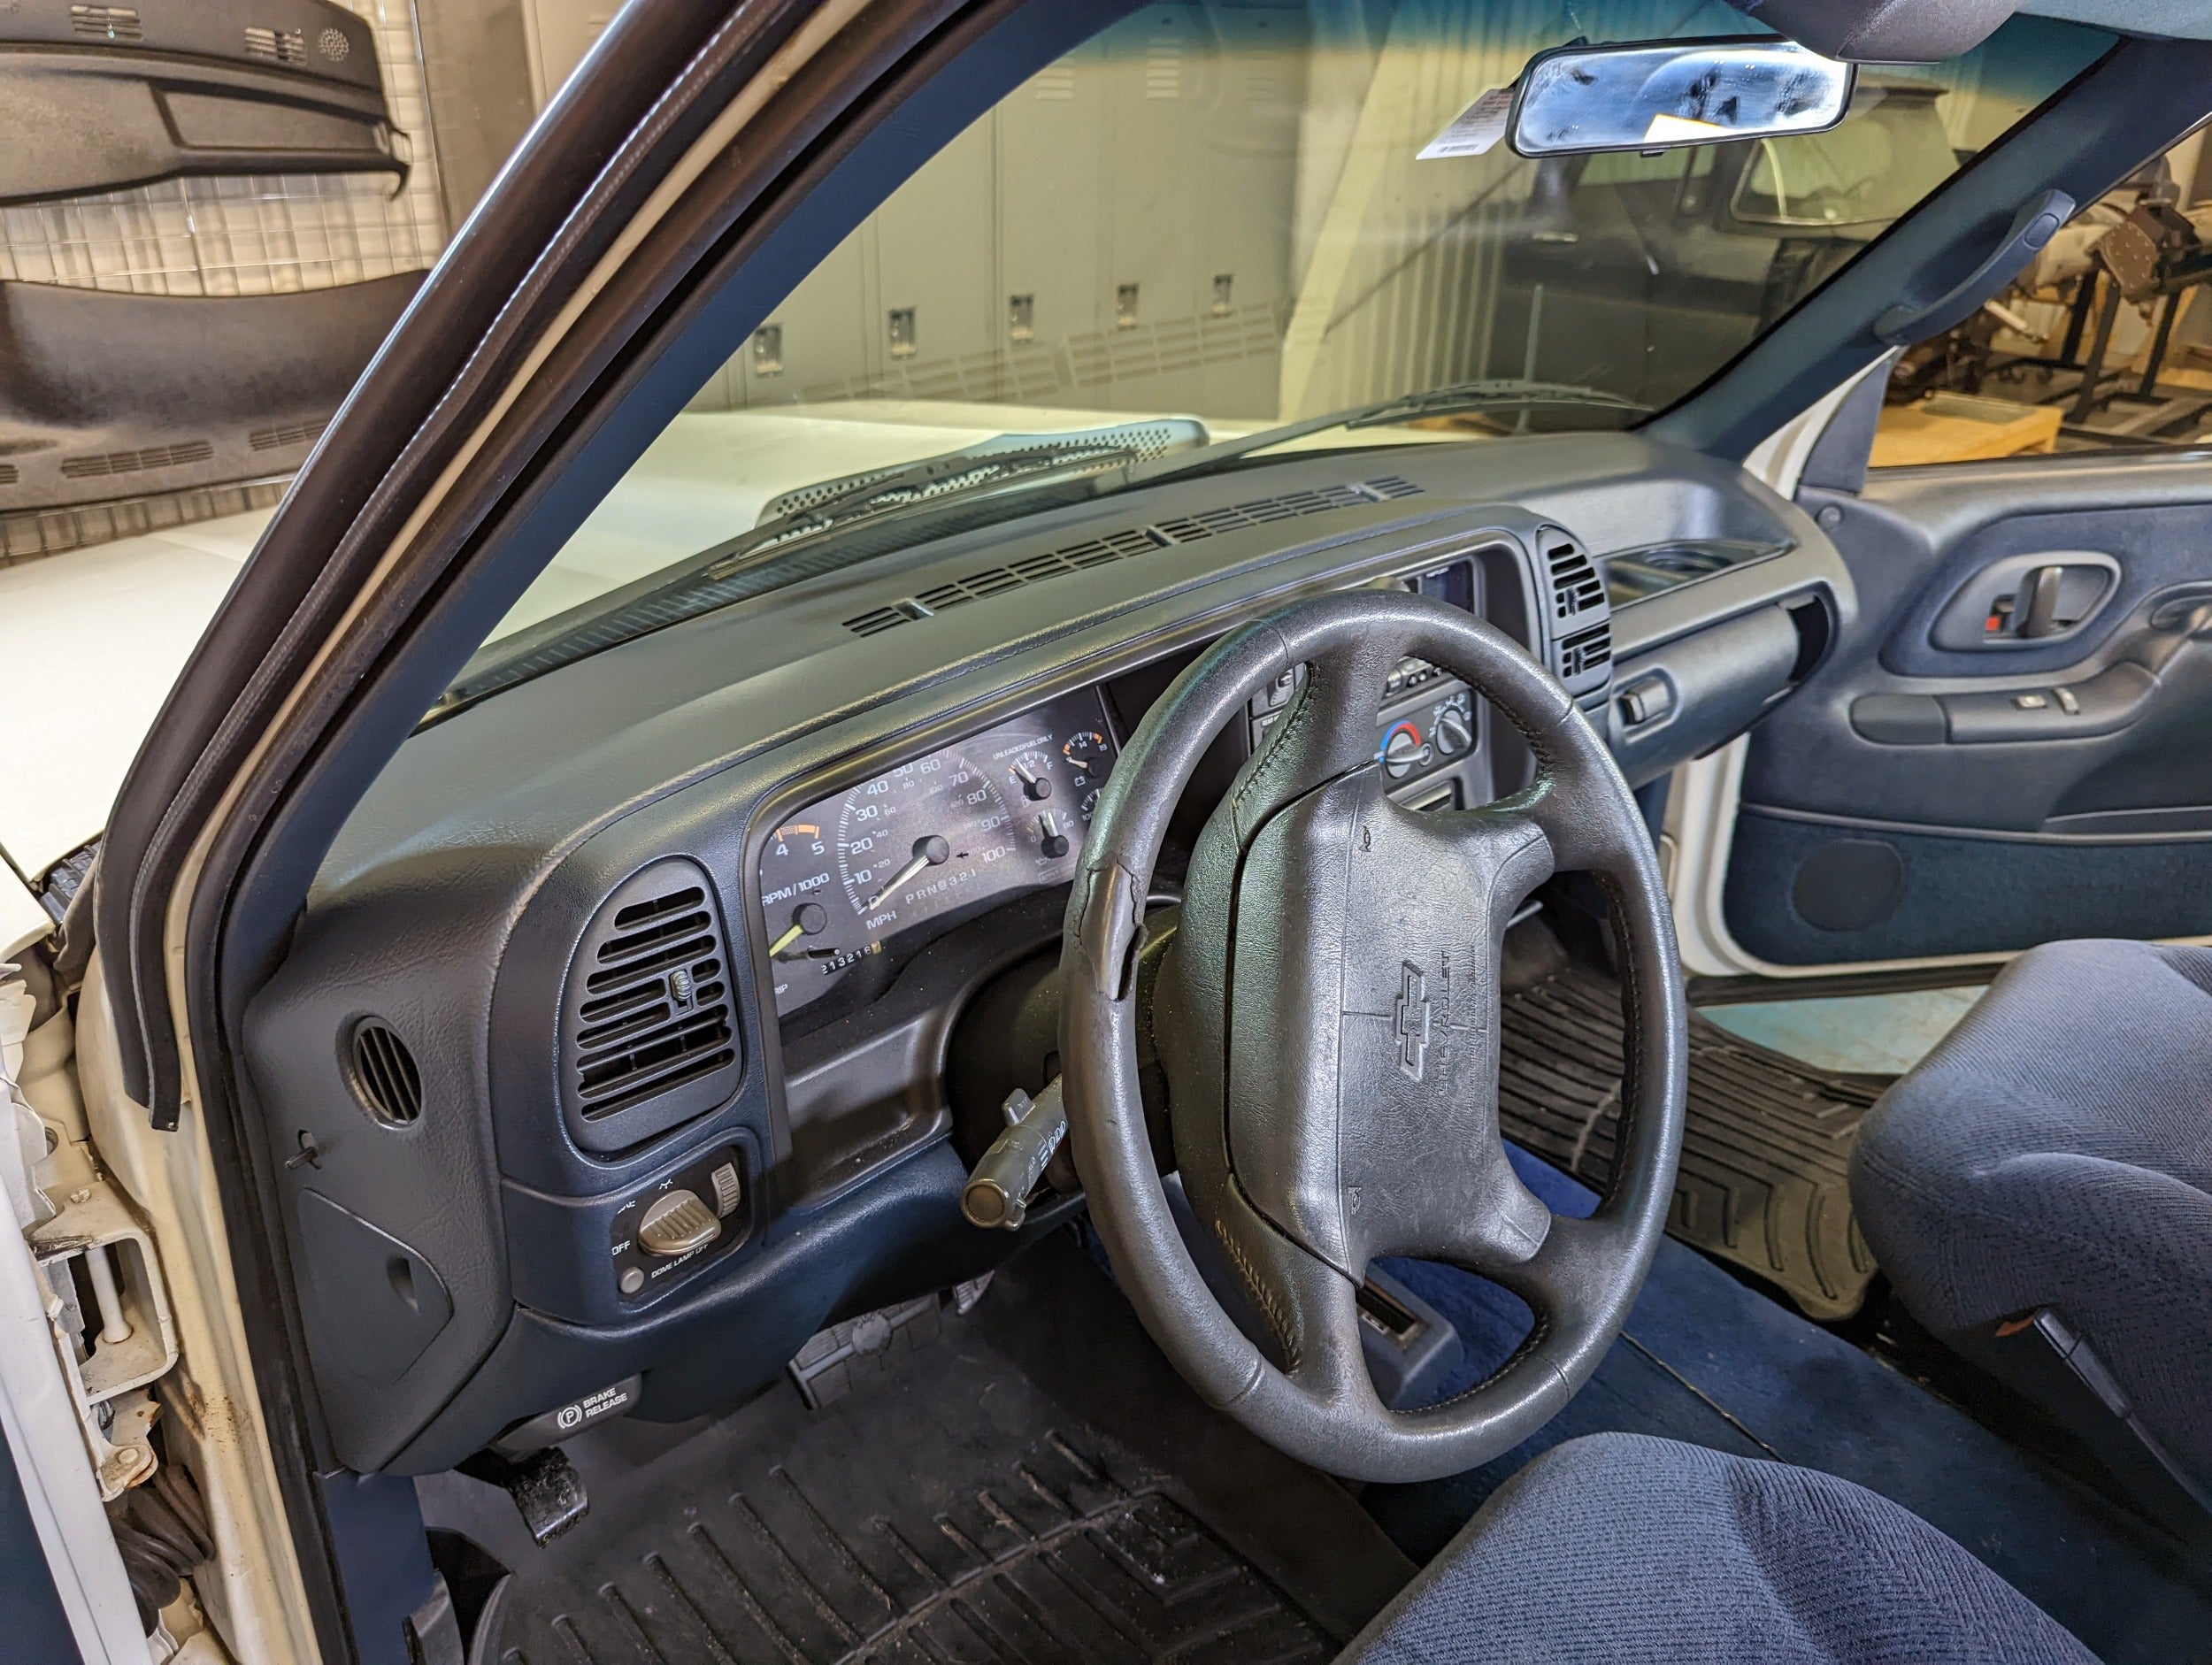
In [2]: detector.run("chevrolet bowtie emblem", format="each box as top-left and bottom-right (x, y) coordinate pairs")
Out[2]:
(1394, 961), (1431, 1082)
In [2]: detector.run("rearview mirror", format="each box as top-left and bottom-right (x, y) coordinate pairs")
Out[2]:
(1510, 37), (1855, 157)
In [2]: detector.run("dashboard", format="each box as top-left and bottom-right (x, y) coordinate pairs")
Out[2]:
(756, 553), (1500, 1034)
(244, 433), (1854, 1478)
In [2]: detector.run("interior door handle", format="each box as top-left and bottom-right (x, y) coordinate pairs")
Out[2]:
(2017, 564), (2068, 638)
(1875, 189), (2074, 347)
(1930, 551), (2119, 649)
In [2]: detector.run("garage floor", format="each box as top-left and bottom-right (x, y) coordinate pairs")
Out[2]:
(1701, 986), (1989, 1076)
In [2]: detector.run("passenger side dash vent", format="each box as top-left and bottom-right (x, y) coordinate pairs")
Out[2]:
(1536, 526), (1614, 702)
(561, 861), (743, 1154)
(841, 477), (1425, 637)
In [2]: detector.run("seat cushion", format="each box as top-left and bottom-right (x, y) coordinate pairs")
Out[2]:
(1849, 939), (2212, 1485)
(1341, 1432), (2093, 1664)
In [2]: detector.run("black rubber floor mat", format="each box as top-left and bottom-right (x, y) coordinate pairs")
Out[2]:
(470, 1432), (1326, 1663)
(444, 1238), (1409, 1664)
(1496, 963), (1889, 1320)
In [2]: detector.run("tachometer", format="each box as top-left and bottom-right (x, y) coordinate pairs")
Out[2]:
(836, 753), (1020, 935)
(759, 821), (834, 940)
(759, 820), (867, 1012)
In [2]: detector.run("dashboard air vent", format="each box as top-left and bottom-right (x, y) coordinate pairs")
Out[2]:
(1558, 623), (1612, 680)
(1544, 532), (1606, 621)
(1536, 526), (1614, 703)
(841, 477), (1425, 638)
(348, 1019), (422, 1127)
(562, 861), (742, 1152)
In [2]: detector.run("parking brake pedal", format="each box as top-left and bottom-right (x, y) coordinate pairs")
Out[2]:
(456, 1446), (590, 1546)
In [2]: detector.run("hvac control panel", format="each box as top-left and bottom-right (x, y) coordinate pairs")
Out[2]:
(1245, 556), (1492, 812)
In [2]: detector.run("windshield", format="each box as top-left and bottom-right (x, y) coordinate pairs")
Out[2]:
(454, 2), (2108, 699)
(1734, 87), (1963, 228)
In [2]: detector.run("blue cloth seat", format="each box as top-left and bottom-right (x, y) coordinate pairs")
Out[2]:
(1848, 939), (2212, 1498)
(1340, 1431), (2093, 1663)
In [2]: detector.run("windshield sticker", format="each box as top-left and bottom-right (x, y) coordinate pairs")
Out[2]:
(1418, 85), (1516, 159)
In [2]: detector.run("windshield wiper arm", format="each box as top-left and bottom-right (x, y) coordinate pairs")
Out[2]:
(739, 429), (1171, 554)
(1340, 377), (1649, 430)
(1109, 379), (1648, 495)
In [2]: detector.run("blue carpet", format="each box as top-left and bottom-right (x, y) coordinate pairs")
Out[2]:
(1371, 1147), (2212, 1665)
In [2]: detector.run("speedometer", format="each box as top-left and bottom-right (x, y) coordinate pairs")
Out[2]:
(836, 752), (1021, 936)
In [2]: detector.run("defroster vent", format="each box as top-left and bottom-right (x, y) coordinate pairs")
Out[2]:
(841, 477), (1424, 638)
(562, 860), (742, 1153)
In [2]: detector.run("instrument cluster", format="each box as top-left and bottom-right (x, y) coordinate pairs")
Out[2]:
(758, 688), (1118, 1018)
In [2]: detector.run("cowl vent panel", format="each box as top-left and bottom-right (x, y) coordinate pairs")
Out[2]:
(560, 860), (742, 1155)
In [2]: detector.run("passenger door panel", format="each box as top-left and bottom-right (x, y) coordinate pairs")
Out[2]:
(1725, 456), (2212, 965)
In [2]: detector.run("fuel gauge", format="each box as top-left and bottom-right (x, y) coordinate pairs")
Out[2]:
(1007, 748), (1056, 802)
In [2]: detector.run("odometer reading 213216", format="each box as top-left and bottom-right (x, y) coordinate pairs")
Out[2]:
(759, 688), (1118, 1018)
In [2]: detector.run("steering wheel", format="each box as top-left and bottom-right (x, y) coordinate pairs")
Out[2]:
(1059, 590), (1686, 1482)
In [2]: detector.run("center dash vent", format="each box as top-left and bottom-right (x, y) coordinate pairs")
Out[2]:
(841, 476), (1425, 638)
(1536, 526), (1613, 702)
(561, 860), (742, 1154)
(1544, 530), (1606, 622)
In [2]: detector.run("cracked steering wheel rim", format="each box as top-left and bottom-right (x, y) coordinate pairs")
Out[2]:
(1059, 589), (1687, 1484)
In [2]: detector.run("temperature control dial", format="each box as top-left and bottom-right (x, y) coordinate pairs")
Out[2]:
(1381, 721), (1430, 780)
